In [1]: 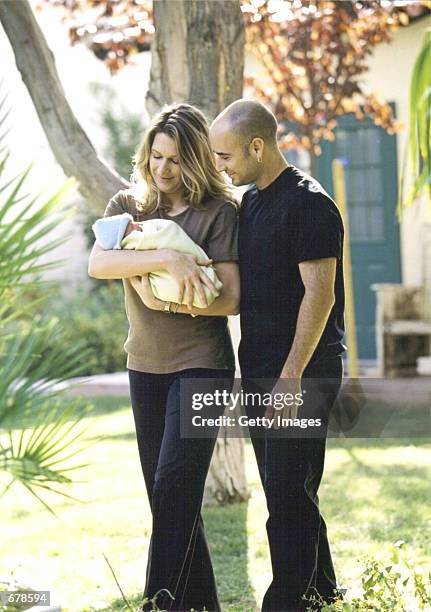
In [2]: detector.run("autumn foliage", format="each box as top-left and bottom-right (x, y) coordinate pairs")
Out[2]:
(36, 0), (428, 157)
(35, 0), (153, 73)
(242, 0), (409, 156)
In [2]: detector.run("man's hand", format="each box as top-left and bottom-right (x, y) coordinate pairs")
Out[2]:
(265, 374), (303, 429)
(165, 251), (219, 310)
(130, 275), (165, 311)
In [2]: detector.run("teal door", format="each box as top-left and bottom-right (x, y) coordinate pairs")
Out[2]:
(315, 113), (401, 359)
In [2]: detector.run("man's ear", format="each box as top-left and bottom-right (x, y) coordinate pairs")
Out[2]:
(250, 137), (265, 161)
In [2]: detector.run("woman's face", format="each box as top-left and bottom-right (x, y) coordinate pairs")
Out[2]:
(150, 132), (183, 197)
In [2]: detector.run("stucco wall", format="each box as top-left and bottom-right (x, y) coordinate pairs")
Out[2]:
(357, 15), (431, 286)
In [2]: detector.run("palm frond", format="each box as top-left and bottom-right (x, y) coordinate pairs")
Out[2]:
(0, 86), (93, 513)
(0, 321), (92, 428)
(0, 398), (92, 507)
(0, 173), (75, 294)
(401, 29), (431, 208)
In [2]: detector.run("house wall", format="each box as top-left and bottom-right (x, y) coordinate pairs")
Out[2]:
(352, 14), (431, 287)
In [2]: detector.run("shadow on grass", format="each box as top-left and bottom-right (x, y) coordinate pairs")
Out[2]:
(323, 446), (430, 549)
(327, 402), (431, 443)
(204, 500), (257, 611)
(84, 500), (256, 612)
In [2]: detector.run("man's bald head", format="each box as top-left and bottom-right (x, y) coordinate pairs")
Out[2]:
(212, 99), (278, 149)
(210, 99), (284, 188)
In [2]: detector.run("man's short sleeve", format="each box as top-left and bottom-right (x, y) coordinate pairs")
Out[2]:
(206, 203), (239, 263)
(294, 196), (343, 264)
(104, 190), (129, 218)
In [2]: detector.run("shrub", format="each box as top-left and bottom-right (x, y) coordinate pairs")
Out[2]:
(51, 283), (129, 376)
(305, 541), (431, 611)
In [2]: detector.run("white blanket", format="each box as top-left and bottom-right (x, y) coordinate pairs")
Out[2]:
(122, 218), (222, 308)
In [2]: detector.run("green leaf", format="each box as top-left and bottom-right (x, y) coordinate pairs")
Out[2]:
(0, 89), (91, 514)
(401, 29), (431, 208)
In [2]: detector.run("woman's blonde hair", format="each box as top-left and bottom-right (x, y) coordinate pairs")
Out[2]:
(131, 103), (234, 213)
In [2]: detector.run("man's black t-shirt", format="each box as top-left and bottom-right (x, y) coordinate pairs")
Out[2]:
(238, 165), (346, 378)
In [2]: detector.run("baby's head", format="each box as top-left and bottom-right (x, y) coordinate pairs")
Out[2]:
(92, 213), (140, 250)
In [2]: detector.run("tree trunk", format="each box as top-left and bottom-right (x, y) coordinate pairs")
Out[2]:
(203, 415), (249, 506)
(148, 0), (249, 506)
(147, 0), (245, 120)
(0, 0), (128, 214)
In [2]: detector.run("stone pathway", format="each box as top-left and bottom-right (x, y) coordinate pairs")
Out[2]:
(58, 370), (431, 405)
(56, 372), (130, 397)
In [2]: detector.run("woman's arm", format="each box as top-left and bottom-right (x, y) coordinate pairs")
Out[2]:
(88, 242), (219, 304)
(132, 261), (240, 316)
(88, 242), (172, 279)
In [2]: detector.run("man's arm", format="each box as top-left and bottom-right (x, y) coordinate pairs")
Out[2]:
(88, 242), (219, 305)
(280, 257), (337, 378)
(265, 257), (337, 427)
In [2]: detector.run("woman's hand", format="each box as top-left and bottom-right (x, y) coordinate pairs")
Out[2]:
(165, 251), (219, 310)
(130, 275), (165, 311)
(173, 262), (240, 317)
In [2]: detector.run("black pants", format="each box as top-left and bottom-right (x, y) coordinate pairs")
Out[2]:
(128, 367), (234, 612)
(243, 356), (343, 612)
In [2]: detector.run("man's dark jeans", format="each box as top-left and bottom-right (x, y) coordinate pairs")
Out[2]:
(128, 367), (234, 612)
(242, 355), (343, 612)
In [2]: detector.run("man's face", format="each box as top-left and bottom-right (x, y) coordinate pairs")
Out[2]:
(210, 124), (260, 187)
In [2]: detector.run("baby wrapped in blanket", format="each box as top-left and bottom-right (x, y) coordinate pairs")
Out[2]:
(92, 213), (222, 308)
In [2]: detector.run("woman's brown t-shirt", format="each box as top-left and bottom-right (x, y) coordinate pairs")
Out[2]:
(104, 189), (238, 373)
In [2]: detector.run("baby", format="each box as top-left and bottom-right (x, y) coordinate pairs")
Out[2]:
(92, 213), (222, 308)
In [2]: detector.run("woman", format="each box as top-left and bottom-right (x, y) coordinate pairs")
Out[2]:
(88, 103), (239, 612)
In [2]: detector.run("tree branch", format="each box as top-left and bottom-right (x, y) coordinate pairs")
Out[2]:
(0, 0), (128, 213)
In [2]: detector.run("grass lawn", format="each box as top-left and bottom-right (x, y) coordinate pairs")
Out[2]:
(1, 396), (430, 611)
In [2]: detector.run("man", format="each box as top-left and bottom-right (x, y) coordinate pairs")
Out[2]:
(210, 99), (346, 611)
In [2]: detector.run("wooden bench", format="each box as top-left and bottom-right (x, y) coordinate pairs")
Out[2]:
(372, 284), (431, 377)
